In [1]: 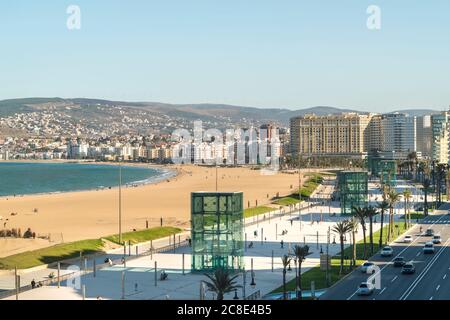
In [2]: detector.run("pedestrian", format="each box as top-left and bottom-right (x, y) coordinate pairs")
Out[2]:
(31, 279), (36, 289)
(280, 240), (284, 249)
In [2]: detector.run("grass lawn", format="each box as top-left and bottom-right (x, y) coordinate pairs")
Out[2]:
(271, 174), (324, 207)
(0, 226), (182, 270)
(271, 221), (409, 293)
(400, 212), (424, 220)
(105, 226), (182, 245)
(0, 239), (104, 270)
(272, 196), (302, 206)
(244, 206), (274, 218)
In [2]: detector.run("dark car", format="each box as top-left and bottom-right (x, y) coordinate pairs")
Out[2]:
(393, 257), (406, 267)
(425, 228), (434, 237)
(401, 262), (416, 274)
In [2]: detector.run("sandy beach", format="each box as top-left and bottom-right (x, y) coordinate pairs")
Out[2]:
(0, 165), (304, 256)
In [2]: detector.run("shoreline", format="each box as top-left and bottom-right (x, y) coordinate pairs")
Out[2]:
(0, 164), (304, 257)
(0, 161), (180, 200)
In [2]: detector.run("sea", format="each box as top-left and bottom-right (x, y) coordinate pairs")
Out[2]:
(0, 162), (174, 197)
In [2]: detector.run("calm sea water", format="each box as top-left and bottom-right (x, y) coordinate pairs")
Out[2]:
(0, 162), (172, 197)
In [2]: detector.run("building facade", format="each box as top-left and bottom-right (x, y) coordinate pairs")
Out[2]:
(416, 115), (432, 159)
(431, 112), (450, 164)
(379, 113), (417, 160)
(289, 113), (373, 159)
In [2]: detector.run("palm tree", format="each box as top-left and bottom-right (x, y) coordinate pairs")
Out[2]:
(348, 218), (359, 267)
(365, 206), (378, 255)
(418, 161), (425, 182)
(407, 152), (418, 179)
(435, 164), (447, 205)
(387, 190), (401, 241)
(281, 255), (292, 300)
(332, 220), (352, 274)
(402, 189), (412, 228)
(353, 206), (368, 259)
(203, 268), (241, 300)
(422, 178), (431, 216)
(292, 245), (310, 300)
(377, 201), (389, 247)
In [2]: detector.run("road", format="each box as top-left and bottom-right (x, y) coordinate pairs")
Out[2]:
(320, 203), (450, 300)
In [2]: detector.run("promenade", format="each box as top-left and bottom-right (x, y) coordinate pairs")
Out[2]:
(1, 178), (421, 300)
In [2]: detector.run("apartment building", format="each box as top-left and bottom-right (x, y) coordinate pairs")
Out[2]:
(379, 113), (417, 160)
(431, 112), (450, 164)
(289, 113), (373, 159)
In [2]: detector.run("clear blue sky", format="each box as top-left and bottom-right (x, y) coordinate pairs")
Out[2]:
(1, 1), (450, 112)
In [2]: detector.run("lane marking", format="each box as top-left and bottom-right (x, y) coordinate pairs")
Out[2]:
(443, 274), (447, 280)
(391, 276), (398, 283)
(379, 287), (386, 295)
(346, 213), (449, 300)
(436, 285), (440, 291)
(430, 296), (433, 300)
(400, 236), (450, 300)
(416, 252), (421, 257)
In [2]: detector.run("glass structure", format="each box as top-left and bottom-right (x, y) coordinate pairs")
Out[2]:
(378, 160), (397, 186)
(191, 192), (244, 272)
(337, 171), (368, 215)
(367, 153), (397, 186)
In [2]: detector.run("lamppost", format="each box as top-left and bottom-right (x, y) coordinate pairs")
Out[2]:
(118, 163), (122, 244)
(326, 226), (330, 287)
(242, 267), (256, 300)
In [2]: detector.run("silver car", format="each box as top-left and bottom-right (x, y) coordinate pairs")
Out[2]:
(357, 282), (375, 296)
(432, 235), (441, 244)
(381, 246), (394, 257)
(423, 242), (435, 254)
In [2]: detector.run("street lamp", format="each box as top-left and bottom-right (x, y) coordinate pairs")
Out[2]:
(250, 275), (256, 288)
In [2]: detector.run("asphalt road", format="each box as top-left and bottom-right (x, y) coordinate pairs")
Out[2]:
(320, 203), (450, 300)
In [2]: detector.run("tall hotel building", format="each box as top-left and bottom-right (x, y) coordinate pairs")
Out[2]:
(289, 113), (373, 159)
(431, 111), (450, 164)
(416, 115), (432, 159)
(379, 113), (417, 160)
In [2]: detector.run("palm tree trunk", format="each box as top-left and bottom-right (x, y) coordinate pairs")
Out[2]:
(404, 198), (407, 229)
(379, 210), (384, 248)
(339, 236), (344, 274)
(352, 229), (356, 266)
(362, 227), (367, 259)
(369, 217), (374, 255)
(298, 262), (303, 300)
(283, 269), (287, 300)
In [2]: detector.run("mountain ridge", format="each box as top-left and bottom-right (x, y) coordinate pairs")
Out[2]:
(0, 97), (440, 125)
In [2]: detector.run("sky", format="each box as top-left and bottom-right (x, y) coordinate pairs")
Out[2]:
(1, 1), (450, 112)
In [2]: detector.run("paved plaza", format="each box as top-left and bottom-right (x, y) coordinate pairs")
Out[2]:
(2, 178), (424, 300)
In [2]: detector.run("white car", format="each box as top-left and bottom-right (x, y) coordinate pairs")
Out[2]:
(357, 282), (375, 296)
(361, 262), (376, 273)
(404, 235), (413, 243)
(423, 242), (435, 254)
(381, 246), (394, 257)
(432, 235), (442, 244)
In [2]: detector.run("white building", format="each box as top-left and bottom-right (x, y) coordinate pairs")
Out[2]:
(67, 141), (89, 159)
(380, 113), (417, 160)
(431, 111), (450, 164)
